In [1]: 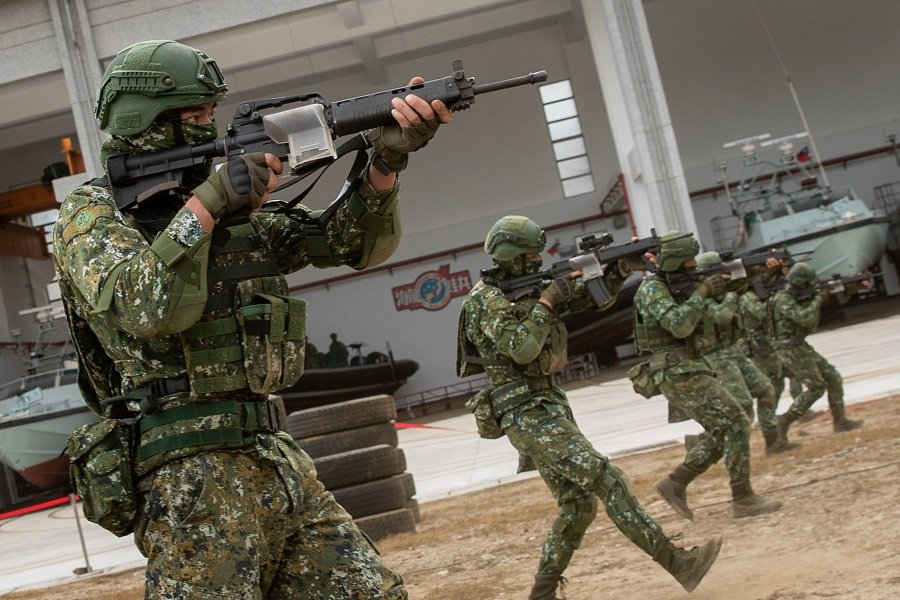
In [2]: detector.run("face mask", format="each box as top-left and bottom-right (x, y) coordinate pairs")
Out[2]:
(127, 119), (219, 153)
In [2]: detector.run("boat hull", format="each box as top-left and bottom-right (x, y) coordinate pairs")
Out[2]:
(0, 406), (98, 489)
(278, 359), (420, 413)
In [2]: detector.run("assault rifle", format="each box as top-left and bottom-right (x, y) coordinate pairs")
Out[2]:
(790, 271), (883, 304)
(693, 247), (807, 299)
(484, 229), (680, 306)
(105, 59), (548, 210)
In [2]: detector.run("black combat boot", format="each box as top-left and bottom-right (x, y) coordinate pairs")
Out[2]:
(730, 480), (782, 518)
(652, 536), (722, 592)
(528, 572), (565, 600)
(762, 427), (800, 455)
(655, 464), (700, 520)
(830, 404), (863, 432)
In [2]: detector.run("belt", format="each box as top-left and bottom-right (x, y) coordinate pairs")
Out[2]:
(489, 377), (557, 418)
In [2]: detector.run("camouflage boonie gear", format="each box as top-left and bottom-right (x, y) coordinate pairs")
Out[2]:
(459, 270), (665, 577)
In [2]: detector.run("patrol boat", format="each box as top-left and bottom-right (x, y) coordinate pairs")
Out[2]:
(0, 302), (98, 491)
(710, 133), (890, 277)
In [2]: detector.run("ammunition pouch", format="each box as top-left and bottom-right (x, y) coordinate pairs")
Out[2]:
(490, 377), (556, 416)
(627, 361), (659, 398)
(135, 397), (282, 476)
(465, 388), (504, 439)
(68, 419), (137, 537)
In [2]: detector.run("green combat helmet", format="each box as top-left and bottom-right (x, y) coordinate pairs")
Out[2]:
(657, 230), (700, 272)
(484, 215), (546, 261)
(696, 251), (722, 269)
(787, 261), (817, 288)
(95, 40), (228, 136)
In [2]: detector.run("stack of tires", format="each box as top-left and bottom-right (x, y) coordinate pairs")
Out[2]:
(284, 394), (419, 540)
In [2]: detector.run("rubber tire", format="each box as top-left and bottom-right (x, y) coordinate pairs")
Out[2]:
(286, 394), (396, 439)
(355, 508), (417, 541)
(313, 445), (406, 490)
(332, 474), (409, 519)
(297, 422), (398, 459)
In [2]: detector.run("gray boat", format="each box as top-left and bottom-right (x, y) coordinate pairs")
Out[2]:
(711, 133), (890, 276)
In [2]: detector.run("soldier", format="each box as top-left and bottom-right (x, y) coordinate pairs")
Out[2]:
(693, 251), (796, 455)
(458, 216), (721, 600)
(770, 262), (863, 443)
(634, 232), (782, 521)
(56, 40), (451, 598)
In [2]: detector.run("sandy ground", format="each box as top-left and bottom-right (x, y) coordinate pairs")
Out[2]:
(4, 392), (898, 600)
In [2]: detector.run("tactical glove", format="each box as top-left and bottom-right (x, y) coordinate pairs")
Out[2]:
(695, 273), (727, 299)
(367, 118), (441, 174)
(540, 276), (578, 307)
(617, 255), (647, 275)
(193, 152), (272, 219)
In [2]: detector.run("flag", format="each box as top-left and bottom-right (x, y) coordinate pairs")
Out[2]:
(547, 240), (561, 256)
(796, 146), (810, 162)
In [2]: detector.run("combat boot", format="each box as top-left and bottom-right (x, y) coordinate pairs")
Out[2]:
(528, 572), (565, 600)
(776, 411), (799, 444)
(730, 480), (782, 518)
(652, 536), (722, 592)
(762, 427), (800, 455)
(655, 464), (700, 520)
(830, 404), (863, 432)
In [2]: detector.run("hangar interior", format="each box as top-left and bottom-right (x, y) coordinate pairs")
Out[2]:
(1, 0), (898, 398)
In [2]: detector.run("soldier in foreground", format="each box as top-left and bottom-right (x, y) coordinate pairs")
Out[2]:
(632, 233), (782, 520)
(56, 39), (451, 598)
(458, 216), (721, 600)
(770, 262), (864, 443)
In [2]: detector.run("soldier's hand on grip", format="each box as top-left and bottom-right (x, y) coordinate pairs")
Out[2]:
(540, 276), (578, 308)
(194, 152), (274, 218)
(695, 273), (727, 298)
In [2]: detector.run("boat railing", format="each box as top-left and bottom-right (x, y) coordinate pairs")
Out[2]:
(0, 366), (78, 401)
(394, 375), (490, 419)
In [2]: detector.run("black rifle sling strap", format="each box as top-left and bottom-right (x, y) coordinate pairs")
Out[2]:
(272, 133), (372, 228)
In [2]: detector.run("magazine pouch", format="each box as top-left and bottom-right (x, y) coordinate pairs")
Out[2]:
(68, 419), (137, 537)
(465, 388), (504, 439)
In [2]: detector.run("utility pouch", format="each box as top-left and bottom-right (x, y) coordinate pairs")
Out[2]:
(627, 361), (659, 398)
(236, 279), (307, 394)
(465, 388), (504, 439)
(68, 419), (137, 537)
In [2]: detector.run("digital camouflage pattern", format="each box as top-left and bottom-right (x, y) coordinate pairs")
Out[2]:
(769, 290), (844, 417)
(460, 271), (668, 577)
(135, 435), (403, 600)
(697, 291), (777, 433)
(633, 274), (752, 483)
(54, 167), (406, 596)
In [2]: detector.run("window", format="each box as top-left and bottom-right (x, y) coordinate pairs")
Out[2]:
(540, 80), (595, 198)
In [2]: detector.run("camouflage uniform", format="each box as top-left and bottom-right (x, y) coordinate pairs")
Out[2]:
(769, 282), (862, 435)
(53, 39), (433, 598)
(460, 219), (721, 599)
(56, 174), (407, 599)
(634, 274), (753, 484)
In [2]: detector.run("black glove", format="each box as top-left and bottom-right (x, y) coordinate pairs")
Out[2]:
(695, 273), (727, 298)
(540, 277), (578, 307)
(367, 118), (441, 174)
(193, 152), (271, 219)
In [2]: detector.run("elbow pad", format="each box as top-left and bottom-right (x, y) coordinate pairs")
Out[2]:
(348, 187), (401, 268)
(148, 232), (211, 334)
(497, 306), (551, 365)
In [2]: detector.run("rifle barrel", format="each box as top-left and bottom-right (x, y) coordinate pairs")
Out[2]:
(473, 71), (548, 95)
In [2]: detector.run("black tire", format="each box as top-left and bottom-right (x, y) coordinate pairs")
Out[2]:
(314, 445), (407, 490)
(286, 395), (396, 439)
(297, 422), (398, 458)
(397, 471), (416, 499)
(355, 508), (417, 541)
(332, 474), (409, 519)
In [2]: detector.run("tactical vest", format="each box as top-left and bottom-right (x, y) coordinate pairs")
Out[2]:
(694, 295), (739, 356)
(767, 291), (815, 346)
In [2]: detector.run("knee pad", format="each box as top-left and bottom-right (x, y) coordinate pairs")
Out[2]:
(555, 498), (598, 547)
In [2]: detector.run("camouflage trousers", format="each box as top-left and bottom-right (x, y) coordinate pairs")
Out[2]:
(751, 349), (785, 404)
(775, 341), (844, 417)
(502, 396), (664, 576)
(704, 347), (778, 433)
(134, 433), (405, 599)
(659, 372), (752, 483)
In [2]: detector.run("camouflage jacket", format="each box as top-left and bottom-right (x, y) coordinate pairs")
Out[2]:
(769, 289), (822, 346)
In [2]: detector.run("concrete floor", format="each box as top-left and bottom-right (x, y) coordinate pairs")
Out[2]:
(1, 296), (898, 595)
